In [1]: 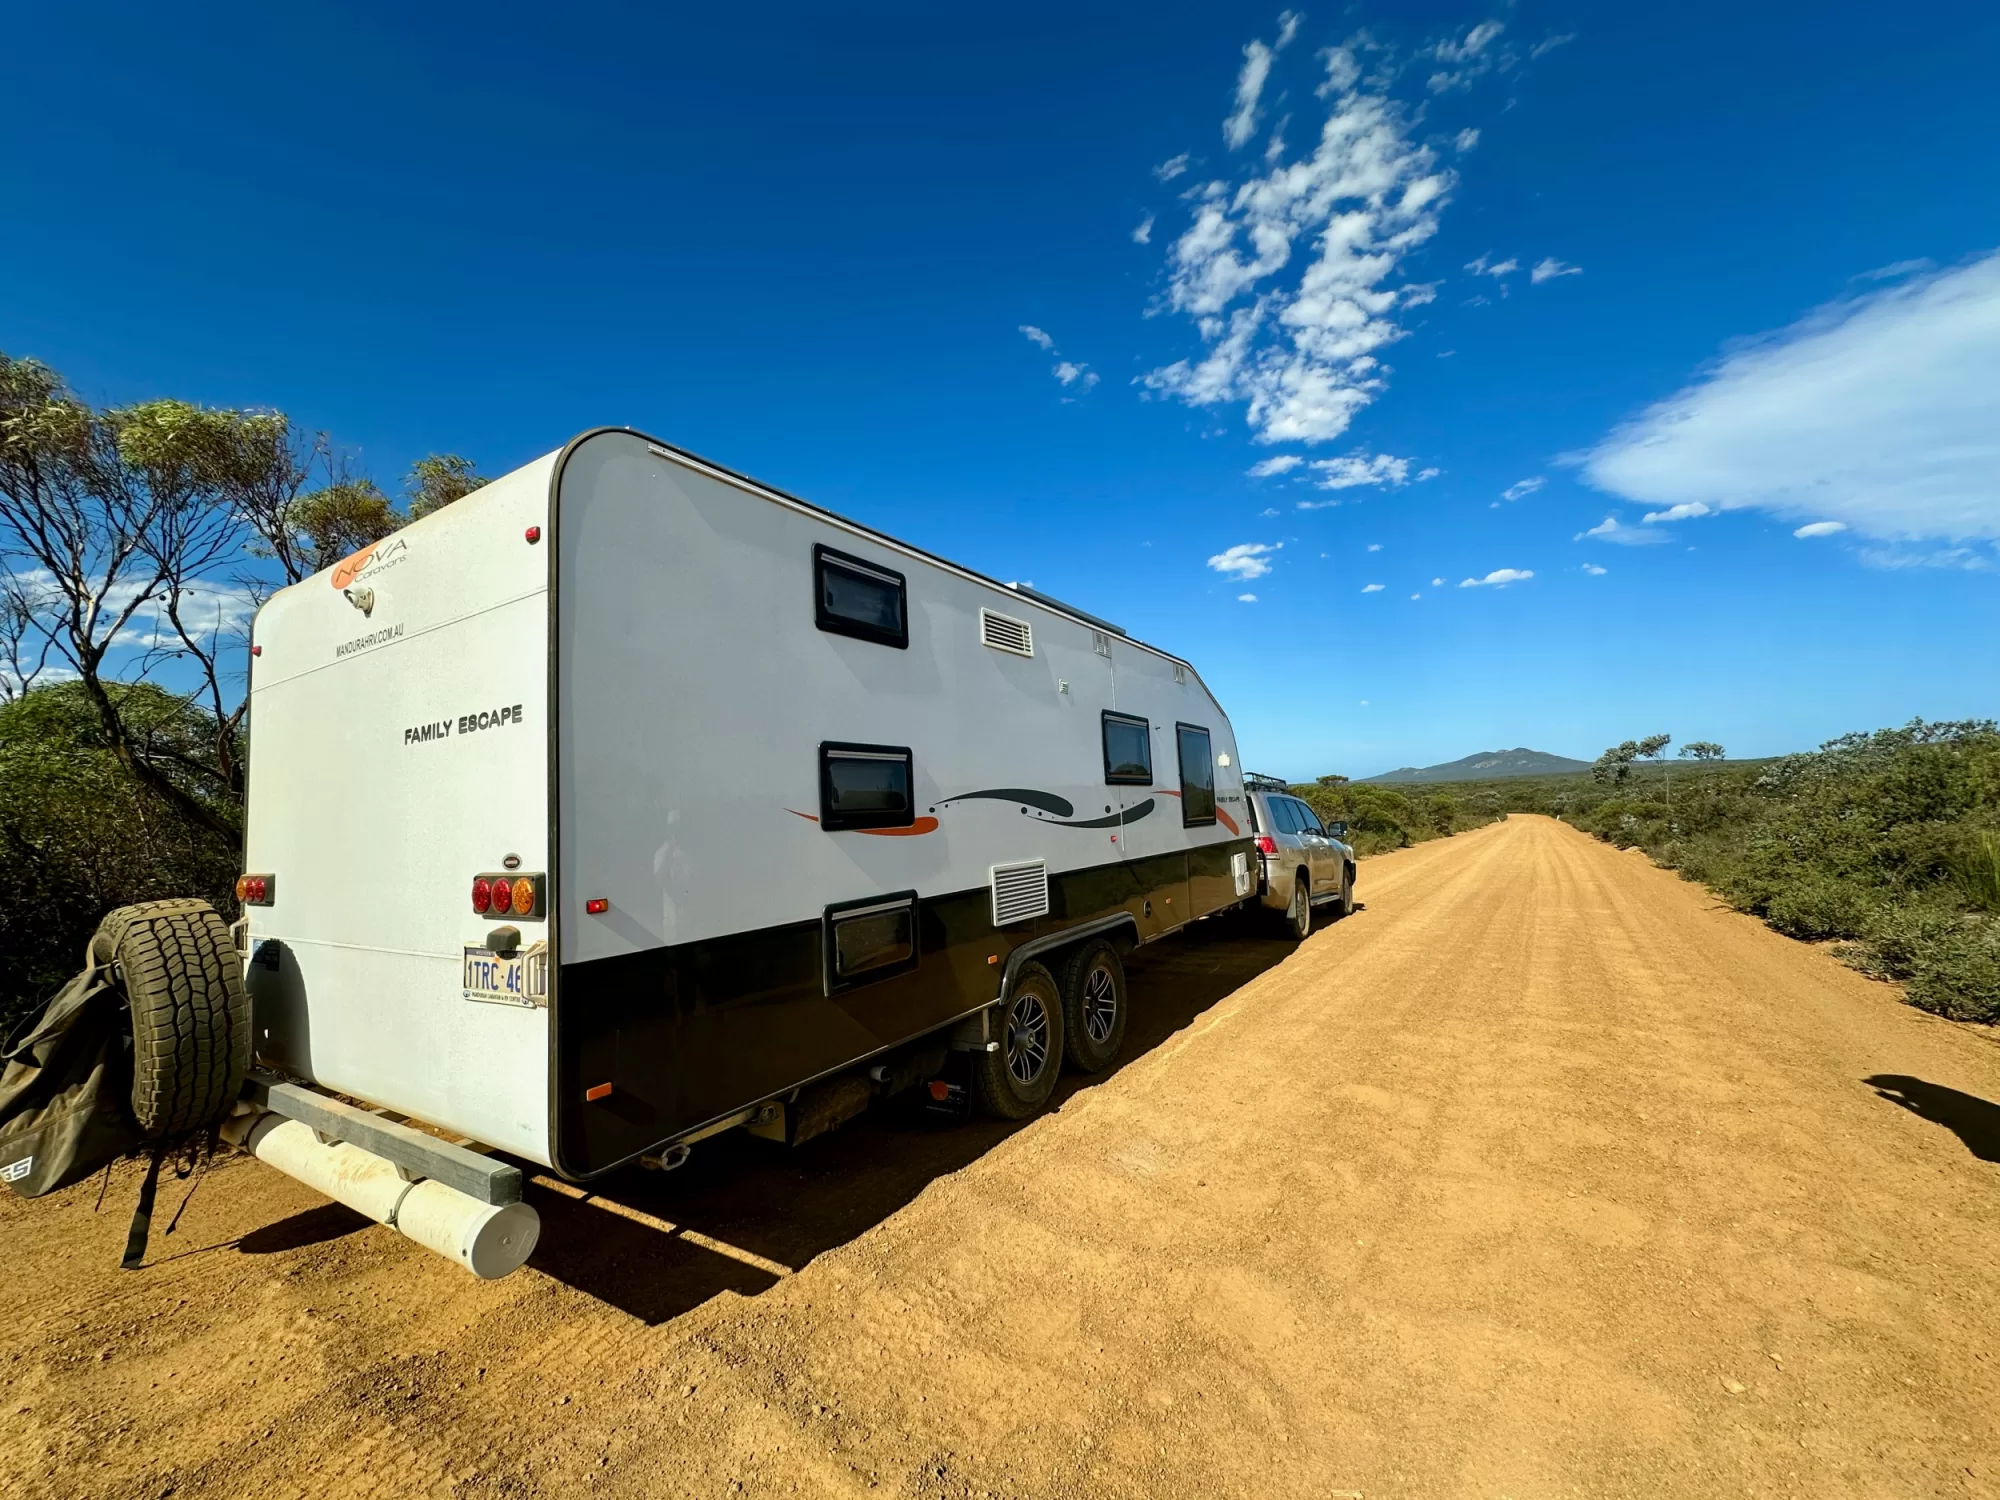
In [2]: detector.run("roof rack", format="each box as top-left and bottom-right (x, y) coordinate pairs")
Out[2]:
(1243, 771), (1291, 791)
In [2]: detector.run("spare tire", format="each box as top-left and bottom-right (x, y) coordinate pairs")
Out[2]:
(90, 900), (251, 1139)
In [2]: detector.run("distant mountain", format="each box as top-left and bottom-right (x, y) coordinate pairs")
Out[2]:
(1359, 748), (1592, 784)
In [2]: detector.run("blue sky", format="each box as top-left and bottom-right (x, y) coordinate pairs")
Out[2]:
(5, 1), (1996, 778)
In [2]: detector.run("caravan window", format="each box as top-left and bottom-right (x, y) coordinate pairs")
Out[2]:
(1101, 712), (1152, 785)
(1176, 724), (1216, 826)
(819, 742), (915, 831)
(814, 545), (908, 649)
(825, 892), (918, 991)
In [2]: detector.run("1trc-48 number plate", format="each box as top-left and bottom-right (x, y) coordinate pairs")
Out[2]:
(462, 944), (548, 1008)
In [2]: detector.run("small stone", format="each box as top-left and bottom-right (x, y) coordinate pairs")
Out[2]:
(1720, 1377), (1747, 1395)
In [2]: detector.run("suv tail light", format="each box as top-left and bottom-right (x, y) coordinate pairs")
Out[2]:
(1255, 835), (1277, 856)
(236, 873), (275, 906)
(472, 872), (544, 920)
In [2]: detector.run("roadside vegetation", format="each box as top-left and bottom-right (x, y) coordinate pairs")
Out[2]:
(1286, 778), (1500, 856)
(0, 350), (486, 1035)
(1351, 723), (1999, 1024)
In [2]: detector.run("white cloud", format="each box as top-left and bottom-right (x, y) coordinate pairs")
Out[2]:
(1427, 20), (1508, 92)
(1366, 542), (1382, 551)
(1576, 515), (1666, 546)
(1247, 454), (1304, 477)
(1141, 39), (1456, 445)
(1132, 214), (1155, 245)
(1530, 33), (1576, 59)
(1582, 563), (1607, 575)
(1642, 501), (1711, 524)
(1454, 128), (1480, 152)
(1466, 253), (1519, 278)
(1310, 452), (1413, 489)
(1794, 520), (1848, 538)
(1459, 568), (1533, 587)
(1208, 541), (1282, 580)
(1361, 583), (1385, 592)
(1019, 325), (1055, 351)
(1154, 153), (1191, 182)
(1431, 576), (1444, 586)
(1410, 592), (1421, 600)
(1501, 475), (1544, 502)
(1581, 251), (2000, 547)
(1417, 466), (1440, 481)
(1238, 592), (1259, 602)
(1223, 13), (1300, 150)
(1531, 256), (1582, 284)
(1054, 361), (1100, 390)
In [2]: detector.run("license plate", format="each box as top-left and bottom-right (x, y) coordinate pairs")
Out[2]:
(462, 943), (548, 1008)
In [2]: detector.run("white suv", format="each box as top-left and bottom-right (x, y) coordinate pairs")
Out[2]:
(1244, 777), (1356, 939)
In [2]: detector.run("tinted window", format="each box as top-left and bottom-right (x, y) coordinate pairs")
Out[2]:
(1102, 712), (1152, 785)
(1176, 724), (1216, 826)
(832, 903), (914, 978)
(1291, 799), (1325, 835)
(814, 545), (908, 649)
(819, 743), (914, 831)
(1266, 797), (1296, 835)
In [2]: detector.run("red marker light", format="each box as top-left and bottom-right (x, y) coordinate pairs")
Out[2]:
(251, 645), (262, 657)
(585, 1082), (613, 1102)
(525, 525), (542, 544)
(586, 898), (609, 915)
(491, 877), (512, 914)
(471, 877), (492, 914)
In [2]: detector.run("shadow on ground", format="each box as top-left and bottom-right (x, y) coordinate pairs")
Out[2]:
(523, 918), (1301, 1323)
(1867, 1074), (2000, 1165)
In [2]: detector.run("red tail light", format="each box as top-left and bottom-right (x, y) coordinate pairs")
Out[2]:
(472, 871), (544, 919)
(1255, 835), (1277, 856)
(490, 877), (513, 914)
(236, 874), (275, 906)
(471, 877), (492, 914)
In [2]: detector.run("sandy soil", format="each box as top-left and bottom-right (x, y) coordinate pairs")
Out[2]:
(5, 814), (1999, 1500)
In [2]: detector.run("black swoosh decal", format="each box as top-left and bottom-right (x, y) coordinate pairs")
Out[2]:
(936, 788), (1076, 818)
(1051, 800), (1154, 829)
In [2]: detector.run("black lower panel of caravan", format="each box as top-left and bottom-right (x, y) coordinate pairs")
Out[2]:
(550, 842), (1249, 1176)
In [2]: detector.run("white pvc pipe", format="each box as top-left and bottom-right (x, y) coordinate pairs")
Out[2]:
(222, 1113), (540, 1280)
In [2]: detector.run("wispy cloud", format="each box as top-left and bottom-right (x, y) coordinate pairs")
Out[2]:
(1427, 20), (1509, 92)
(1361, 583), (1385, 593)
(1581, 251), (2000, 549)
(1208, 541), (1282, 580)
(1453, 128), (1480, 152)
(1223, 12), (1300, 150)
(1465, 253), (1519, 279)
(1247, 454), (1303, 477)
(1054, 361), (1100, 390)
(1642, 501), (1710, 524)
(1531, 256), (1583, 284)
(1530, 32), (1576, 59)
(1582, 563), (1607, 575)
(1154, 153), (1191, 182)
(1576, 515), (1667, 546)
(1019, 325), (1055, 351)
(1459, 567), (1534, 587)
(1501, 475), (1544, 502)
(1238, 592), (1259, 603)
(1309, 452), (1414, 490)
(1794, 520), (1847, 538)
(1141, 33), (1459, 446)
(1132, 214), (1155, 245)
(1366, 543), (1382, 551)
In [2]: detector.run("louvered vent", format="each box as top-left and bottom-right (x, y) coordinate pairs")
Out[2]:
(980, 608), (1034, 657)
(990, 860), (1050, 927)
(1173, 662), (1188, 684)
(1091, 630), (1113, 658)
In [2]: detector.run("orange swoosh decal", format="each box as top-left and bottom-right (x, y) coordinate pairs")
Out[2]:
(331, 542), (379, 589)
(1217, 808), (1238, 834)
(859, 817), (940, 837)
(787, 809), (820, 822)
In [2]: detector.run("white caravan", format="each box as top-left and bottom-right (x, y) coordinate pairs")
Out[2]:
(242, 428), (1255, 1185)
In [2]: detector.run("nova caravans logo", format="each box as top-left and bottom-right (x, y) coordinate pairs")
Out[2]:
(331, 536), (410, 592)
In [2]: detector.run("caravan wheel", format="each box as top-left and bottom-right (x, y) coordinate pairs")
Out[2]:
(972, 962), (1065, 1120)
(1060, 939), (1127, 1074)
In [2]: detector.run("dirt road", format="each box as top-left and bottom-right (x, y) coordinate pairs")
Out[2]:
(6, 815), (2000, 1499)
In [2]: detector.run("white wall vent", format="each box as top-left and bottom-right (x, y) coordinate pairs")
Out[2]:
(1091, 630), (1113, 658)
(980, 608), (1034, 658)
(990, 860), (1050, 927)
(1173, 662), (1188, 684)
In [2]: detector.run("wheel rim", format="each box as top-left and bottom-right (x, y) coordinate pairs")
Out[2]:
(1081, 962), (1118, 1045)
(1294, 882), (1309, 935)
(1006, 989), (1051, 1084)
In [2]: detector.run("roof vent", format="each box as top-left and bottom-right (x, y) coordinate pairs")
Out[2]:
(980, 608), (1034, 658)
(1091, 630), (1112, 658)
(1173, 663), (1188, 684)
(990, 860), (1050, 927)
